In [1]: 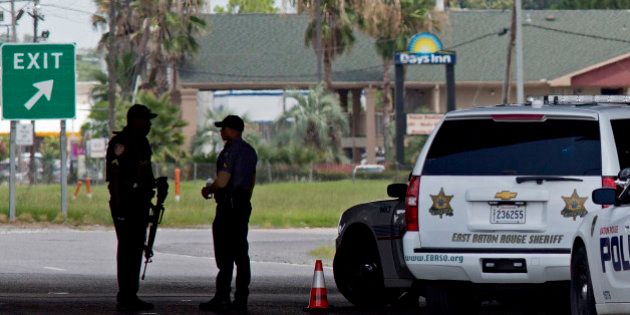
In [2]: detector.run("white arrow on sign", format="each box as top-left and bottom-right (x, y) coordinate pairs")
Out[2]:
(24, 79), (54, 110)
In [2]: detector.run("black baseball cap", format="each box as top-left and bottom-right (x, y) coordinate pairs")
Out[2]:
(214, 115), (244, 132)
(127, 104), (158, 121)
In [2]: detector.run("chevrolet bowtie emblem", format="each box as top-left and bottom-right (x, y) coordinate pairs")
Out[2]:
(495, 190), (517, 200)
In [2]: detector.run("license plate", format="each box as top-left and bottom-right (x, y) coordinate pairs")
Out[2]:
(490, 205), (526, 224)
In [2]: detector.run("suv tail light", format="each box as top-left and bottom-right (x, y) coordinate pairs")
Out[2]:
(405, 176), (421, 231)
(602, 176), (616, 208)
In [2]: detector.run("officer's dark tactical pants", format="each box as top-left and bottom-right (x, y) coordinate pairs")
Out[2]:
(112, 211), (147, 301)
(213, 196), (252, 303)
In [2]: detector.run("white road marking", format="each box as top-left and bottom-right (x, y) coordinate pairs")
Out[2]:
(43, 266), (66, 271)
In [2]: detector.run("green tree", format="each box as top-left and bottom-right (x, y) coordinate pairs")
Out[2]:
(277, 84), (349, 163)
(39, 137), (61, 184)
(191, 106), (243, 161)
(214, 0), (278, 13)
(81, 70), (129, 139)
(81, 90), (187, 165)
(300, 0), (356, 90)
(353, 0), (436, 161)
(92, 0), (206, 131)
(137, 91), (188, 164)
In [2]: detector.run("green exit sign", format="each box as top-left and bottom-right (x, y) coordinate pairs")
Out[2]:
(1, 43), (76, 120)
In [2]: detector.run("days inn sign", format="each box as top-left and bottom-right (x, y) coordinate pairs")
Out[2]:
(395, 32), (456, 65)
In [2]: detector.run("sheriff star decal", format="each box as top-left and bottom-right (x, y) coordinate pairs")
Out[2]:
(561, 189), (588, 220)
(430, 188), (454, 218)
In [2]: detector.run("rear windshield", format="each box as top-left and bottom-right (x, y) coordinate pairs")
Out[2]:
(423, 119), (601, 176)
(611, 119), (630, 169)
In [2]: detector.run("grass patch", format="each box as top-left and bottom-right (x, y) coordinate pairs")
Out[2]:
(0, 179), (393, 228)
(308, 245), (336, 260)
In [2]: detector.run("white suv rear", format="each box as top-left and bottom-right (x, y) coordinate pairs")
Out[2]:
(403, 96), (630, 313)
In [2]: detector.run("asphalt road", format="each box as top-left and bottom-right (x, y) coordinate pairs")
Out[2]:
(0, 227), (561, 314)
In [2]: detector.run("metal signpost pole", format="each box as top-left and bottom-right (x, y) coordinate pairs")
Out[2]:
(446, 63), (456, 112)
(9, 120), (16, 221)
(60, 120), (67, 220)
(394, 63), (405, 167)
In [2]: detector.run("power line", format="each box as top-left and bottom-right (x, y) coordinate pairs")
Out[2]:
(525, 23), (630, 44)
(39, 3), (93, 16)
(447, 28), (509, 50)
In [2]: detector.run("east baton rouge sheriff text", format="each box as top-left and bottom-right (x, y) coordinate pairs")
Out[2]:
(452, 233), (564, 244)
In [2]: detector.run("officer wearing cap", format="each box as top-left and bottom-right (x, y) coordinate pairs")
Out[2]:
(200, 115), (258, 312)
(106, 104), (157, 311)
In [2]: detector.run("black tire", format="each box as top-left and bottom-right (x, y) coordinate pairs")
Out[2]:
(571, 245), (597, 315)
(544, 281), (571, 315)
(425, 282), (479, 315)
(333, 239), (396, 306)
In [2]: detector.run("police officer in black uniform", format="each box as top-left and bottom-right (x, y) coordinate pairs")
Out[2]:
(106, 104), (157, 311)
(200, 115), (258, 312)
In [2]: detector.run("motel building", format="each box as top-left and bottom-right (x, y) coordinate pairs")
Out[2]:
(177, 10), (630, 164)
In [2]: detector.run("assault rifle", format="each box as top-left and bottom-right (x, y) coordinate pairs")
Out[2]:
(142, 176), (169, 280)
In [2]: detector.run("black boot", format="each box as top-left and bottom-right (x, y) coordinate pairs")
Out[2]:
(199, 296), (231, 312)
(116, 296), (154, 311)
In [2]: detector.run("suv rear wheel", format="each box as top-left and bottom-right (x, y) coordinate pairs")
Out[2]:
(571, 245), (597, 315)
(333, 234), (398, 306)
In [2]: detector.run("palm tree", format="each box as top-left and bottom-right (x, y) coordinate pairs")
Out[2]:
(352, 0), (436, 161)
(137, 91), (188, 164)
(277, 84), (349, 162)
(191, 106), (240, 160)
(300, 0), (356, 90)
(92, 1), (206, 100)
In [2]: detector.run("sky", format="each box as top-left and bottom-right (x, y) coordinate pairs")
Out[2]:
(0, 0), (295, 50)
(0, 0), (101, 50)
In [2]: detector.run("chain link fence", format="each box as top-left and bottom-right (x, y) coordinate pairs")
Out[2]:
(3, 159), (412, 186)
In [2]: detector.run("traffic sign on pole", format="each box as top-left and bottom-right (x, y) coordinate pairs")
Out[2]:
(1, 43), (76, 120)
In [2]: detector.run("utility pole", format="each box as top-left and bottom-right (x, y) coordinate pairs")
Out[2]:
(29, 0), (42, 184)
(32, 0), (38, 43)
(515, 0), (524, 103)
(10, 0), (16, 42)
(314, 0), (322, 83)
(107, 0), (117, 137)
(502, 3), (516, 104)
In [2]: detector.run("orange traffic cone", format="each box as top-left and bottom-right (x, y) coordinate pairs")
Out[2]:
(305, 259), (329, 311)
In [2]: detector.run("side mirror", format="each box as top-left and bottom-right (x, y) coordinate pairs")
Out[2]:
(592, 188), (616, 205)
(387, 183), (408, 199)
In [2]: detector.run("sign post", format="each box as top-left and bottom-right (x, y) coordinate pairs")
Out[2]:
(9, 121), (15, 222)
(1, 43), (76, 221)
(61, 120), (67, 219)
(394, 33), (456, 166)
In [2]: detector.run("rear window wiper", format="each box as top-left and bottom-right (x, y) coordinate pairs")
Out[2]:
(515, 176), (584, 185)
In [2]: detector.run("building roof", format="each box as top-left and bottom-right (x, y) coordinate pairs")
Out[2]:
(180, 10), (630, 89)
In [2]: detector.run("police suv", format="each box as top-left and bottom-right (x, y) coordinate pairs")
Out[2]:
(333, 95), (630, 314)
(572, 169), (630, 314)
